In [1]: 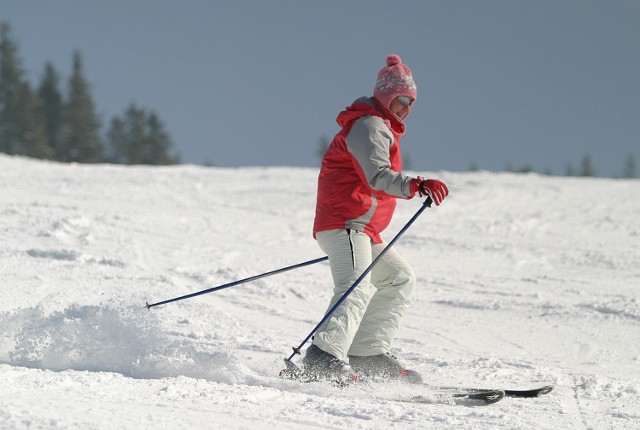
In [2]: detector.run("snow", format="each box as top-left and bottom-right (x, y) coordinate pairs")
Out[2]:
(1, 154), (638, 429)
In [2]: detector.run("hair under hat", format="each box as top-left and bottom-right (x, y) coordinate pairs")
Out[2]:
(374, 54), (417, 114)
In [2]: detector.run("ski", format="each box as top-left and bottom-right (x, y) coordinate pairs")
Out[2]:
(399, 389), (506, 405)
(395, 384), (552, 405)
(434, 384), (554, 398)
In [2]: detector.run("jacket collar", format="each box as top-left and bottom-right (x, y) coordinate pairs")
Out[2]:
(336, 97), (406, 136)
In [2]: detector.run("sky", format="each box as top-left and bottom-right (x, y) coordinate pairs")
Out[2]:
(3, 0), (639, 176)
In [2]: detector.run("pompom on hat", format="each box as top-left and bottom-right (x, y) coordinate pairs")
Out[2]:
(373, 54), (417, 112)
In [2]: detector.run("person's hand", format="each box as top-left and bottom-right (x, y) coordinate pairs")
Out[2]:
(410, 177), (449, 205)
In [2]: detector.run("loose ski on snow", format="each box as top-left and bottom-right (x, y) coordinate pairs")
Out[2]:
(433, 384), (555, 398)
(453, 389), (506, 405)
(401, 389), (506, 406)
(399, 384), (553, 406)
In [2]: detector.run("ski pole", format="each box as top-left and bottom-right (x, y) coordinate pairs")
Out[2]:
(146, 256), (328, 310)
(285, 197), (432, 363)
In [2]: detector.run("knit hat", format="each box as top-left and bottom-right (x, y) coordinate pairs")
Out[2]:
(373, 54), (417, 112)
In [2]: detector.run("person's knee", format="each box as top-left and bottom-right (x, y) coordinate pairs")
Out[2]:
(395, 265), (416, 298)
(401, 266), (416, 296)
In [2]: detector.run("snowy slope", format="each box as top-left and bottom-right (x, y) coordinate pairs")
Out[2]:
(0, 154), (638, 429)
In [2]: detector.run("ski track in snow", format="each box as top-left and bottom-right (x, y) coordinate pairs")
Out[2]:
(1, 154), (639, 429)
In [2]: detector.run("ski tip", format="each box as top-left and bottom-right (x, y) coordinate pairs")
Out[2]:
(537, 384), (555, 396)
(278, 359), (302, 381)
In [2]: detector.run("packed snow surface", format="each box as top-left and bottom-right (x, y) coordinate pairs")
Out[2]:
(1, 154), (638, 429)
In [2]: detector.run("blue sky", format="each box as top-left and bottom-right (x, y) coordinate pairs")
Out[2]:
(4, 0), (639, 176)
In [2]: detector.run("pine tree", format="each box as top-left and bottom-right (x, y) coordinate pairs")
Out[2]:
(402, 151), (412, 171)
(106, 116), (126, 163)
(0, 22), (50, 159)
(38, 62), (64, 159)
(0, 22), (25, 155)
(145, 112), (179, 164)
(118, 104), (145, 164)
(61, 51), (103, 163)
(622, 153), (636, 178)
(579, 154), (595, 177)
(316, 135), (330, 160)
(14, 81), (50, 159)
(107, 103), (179, 165)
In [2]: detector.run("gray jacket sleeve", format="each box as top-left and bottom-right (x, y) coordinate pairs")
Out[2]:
(345, 115), (414, 198)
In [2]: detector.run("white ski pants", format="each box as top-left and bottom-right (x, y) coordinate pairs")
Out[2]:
(312, 229), (416, 361)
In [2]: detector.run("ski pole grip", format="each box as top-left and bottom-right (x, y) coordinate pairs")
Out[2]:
(424, 196), (433, 207)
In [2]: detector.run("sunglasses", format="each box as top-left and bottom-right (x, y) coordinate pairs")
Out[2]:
(396, 96), (415, 107)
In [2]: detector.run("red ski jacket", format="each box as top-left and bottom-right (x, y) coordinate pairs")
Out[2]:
(313, 97), (415, 243)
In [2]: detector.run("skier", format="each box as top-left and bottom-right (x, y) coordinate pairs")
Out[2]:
(303, 54), (449, 383)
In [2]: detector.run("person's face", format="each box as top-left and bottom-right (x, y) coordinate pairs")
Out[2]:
(389, 96), (415, 120)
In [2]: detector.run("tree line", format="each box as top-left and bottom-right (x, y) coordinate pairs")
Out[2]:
(0, 22), (179, 165)
(490, 152), (637, 178)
